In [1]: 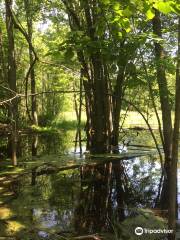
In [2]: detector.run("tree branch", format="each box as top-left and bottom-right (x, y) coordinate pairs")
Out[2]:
(122, 98), (164, 168)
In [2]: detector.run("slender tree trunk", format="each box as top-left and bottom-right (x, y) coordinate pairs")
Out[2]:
(0, 27), (6, 83)
(152, 10), (173, 209)
(5, 0), (17, 166)
(168, 17), (180, 240)
(77, 70), (83, 154)
(24, 0), (38, 125)
(73, 82), (81, 153)
(112, 63), (126, 151)
(91, 53), (109, 153)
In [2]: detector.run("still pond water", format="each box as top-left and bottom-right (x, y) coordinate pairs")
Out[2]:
(0, 130), (177, 239)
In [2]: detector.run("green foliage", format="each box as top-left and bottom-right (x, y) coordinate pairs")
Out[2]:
(153, 0), (180, 14)
(0, 0), (179, 141)
(146, 9), (155, 20)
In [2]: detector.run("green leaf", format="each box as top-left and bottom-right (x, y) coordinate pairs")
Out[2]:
(146, 9), (155, 20)
(118, 32), (123, 38)
(153, 1), (172, 14)
(125, 27), (131, 33)
(115, 9), (123, 16)
(123, 7), (132, 17)
(64, 48), (74, 60)
(101, 0), (110, 5)
(122, 18), (131, 32)
(170, 2), (180, 14)
(113, 2), (120, 11)
(111, 16), (120, 23)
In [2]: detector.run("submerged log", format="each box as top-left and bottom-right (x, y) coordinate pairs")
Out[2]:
(73, 235), (102, 240)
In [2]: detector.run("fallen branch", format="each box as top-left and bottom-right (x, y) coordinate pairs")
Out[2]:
(73, 234), (102, 240)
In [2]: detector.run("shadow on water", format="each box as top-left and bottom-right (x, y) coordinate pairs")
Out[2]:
(0, 130), (173, 239)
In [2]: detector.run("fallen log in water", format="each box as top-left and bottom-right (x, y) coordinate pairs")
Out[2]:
(73, 235), (102, 240)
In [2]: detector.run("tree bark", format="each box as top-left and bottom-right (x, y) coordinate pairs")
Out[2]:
(0, 27), (6, 83)
(24, 0), (38, 125)
(5, 0), (17, 166)
(152, 9), (173, 209)
(112, 62), (126, 151)
(84, 1), (110, 153)
(168, 17), (180, 240)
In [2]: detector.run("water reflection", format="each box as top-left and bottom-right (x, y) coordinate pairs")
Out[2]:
(75, 162), (126, 234)
(0, 130), (160, 162)
(8, 156), (161, 238)
(0, 131), (79, 161)
(32, 134), (38, 156)
(0, 130), (169, 239)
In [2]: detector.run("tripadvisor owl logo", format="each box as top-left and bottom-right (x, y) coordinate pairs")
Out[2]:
(135, 227), (143, 236)
(134, 227), (173, 236)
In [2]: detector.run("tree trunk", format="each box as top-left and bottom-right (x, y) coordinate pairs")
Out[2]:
(24, 0), (38, 125)
(5, 0), (17, 166)
(152, 9), (173, 209)
(83, 1), (111, 153)
(112, 63), (126, 151)
(62, 0), (125, 154)
(168, 17), (180, 240)
(0, 27), (6, 83)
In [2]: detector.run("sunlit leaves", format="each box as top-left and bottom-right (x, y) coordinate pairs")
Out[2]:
(153, 1), (173, 14)
(146, 9), (155, 20)
(123, 7), (132, 18)
(101, 0), (110, 5)
(130, 0), (179, 21)
(113, 2), (121, 11)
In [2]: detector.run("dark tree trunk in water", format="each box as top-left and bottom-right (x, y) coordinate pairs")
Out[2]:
(168, 17), (180, 240)
(24, 0), (38, 125)
(83, 2), (111, 153)
(152, 10), (172, 209)
(90, 53), (110, 153)
(5, 0), (18, 166)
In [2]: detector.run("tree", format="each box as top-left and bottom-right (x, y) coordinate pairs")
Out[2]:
(168, 16), (180, 240)
(5, 0), (18, 166)
(62, 0), (138, 153)
(24, 0), (38, 125)
(152, 9), (173, 209)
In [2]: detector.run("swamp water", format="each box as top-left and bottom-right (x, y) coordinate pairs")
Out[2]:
(0, 130), (176, 239)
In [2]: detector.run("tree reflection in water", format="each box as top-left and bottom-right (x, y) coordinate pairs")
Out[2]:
(74, 157), (161, 235)
(8, 155), (162, 238)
